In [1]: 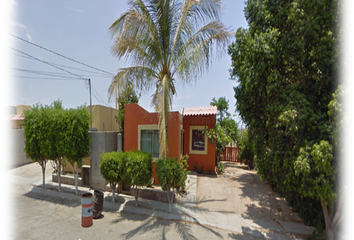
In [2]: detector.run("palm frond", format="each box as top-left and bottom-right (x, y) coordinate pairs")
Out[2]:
(108, 66), (158, 101)
(173, 20), (233, 83)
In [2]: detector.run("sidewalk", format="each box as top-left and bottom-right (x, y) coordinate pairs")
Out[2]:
(25, 174), (313, 240)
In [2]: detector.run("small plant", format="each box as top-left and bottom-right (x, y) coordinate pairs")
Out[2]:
(209, 169), (212, 174)
(193, 163), (197, 171)
(198, 166), (204, 174)
(217, 163), (225, 174)
(179, 155), (190, 194)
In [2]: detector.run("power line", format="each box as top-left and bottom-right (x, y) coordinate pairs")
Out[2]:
(10, 47), (87, 80)
(12, 76), (82, 81)
(12, 68), (82, 78)
(11, 67), (111, 79)
(9, 33), (114, 76)
(92, 86), (110, 106)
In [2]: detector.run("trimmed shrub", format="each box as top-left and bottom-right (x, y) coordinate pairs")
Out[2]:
(125, 151), (153, 206)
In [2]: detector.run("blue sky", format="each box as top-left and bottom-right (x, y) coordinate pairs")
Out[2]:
(8, 0), (248, 124)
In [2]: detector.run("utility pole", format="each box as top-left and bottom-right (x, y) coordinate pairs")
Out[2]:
(88, 78), (92, 130)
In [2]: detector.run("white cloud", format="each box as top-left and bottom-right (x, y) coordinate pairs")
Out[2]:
(26, 34), (33, 43)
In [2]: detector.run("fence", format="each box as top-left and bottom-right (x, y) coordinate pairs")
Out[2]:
(220, 147), (239, 162)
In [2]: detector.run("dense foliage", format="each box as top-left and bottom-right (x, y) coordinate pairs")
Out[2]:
(125, 151), (153, 206)
(23, 101), (90, 192)
(23, 104), (49, 188)
(115, 82), (140, 133)
(100, 151), (126, 202)
(156, 157), (189, 212)
(206, 97), (238, 160)
(228, 0), (340, 236)
(100, 150), (153, 204)
(58, 106), (91, 194)
(236, 129), (254, 169)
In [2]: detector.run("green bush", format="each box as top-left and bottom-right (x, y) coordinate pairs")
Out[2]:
(156, 157), (189, 212)
(237, 129), (254, 169)
(125, 151), (153, 206)
(217, 162), (225, 174)
(99, 151), (126, 202)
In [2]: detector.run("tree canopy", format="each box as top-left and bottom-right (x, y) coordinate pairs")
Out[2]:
(208, 97), (238, 159)
(108, 0), (233, 158)
(115, 82), (140, 133)
(23, 101), (90, 192)
(228, 0), (340, 237)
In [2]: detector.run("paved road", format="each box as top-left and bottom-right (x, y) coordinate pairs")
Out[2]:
(6, 162), (313, 240)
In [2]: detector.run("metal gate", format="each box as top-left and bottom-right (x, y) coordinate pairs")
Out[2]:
(220, 147), (238, 162)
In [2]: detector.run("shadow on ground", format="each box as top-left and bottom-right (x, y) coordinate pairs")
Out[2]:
(229, 165), (302, 224)
(109, 199), (225, 240)
(23, 185), (81, 208)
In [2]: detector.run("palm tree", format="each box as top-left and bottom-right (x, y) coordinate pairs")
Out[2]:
(108, 0), (233, 158)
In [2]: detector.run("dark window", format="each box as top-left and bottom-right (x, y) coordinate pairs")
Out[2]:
(141, 130), (159, 158)
(191, 129), (205, 151)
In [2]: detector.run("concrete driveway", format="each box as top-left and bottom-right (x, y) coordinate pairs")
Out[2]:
(196, 161), (312, 237)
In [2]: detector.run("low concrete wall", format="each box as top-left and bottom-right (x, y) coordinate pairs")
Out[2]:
(90, 131), (118, 190)
(52, 174), (82, 186)
(8, 129), (32, 168)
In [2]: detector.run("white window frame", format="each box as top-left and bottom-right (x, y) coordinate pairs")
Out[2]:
(189, 125), (208, 155)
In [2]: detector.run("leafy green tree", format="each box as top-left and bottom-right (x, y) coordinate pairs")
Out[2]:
(114, 82), (140, 133)
(125, 151), (153, 206)
(228, 0), (340, 235)
(108, 0), (233, 158)
(294, 87), (343, 239)
(208, 97), (238, 159)
(23, 104), (48, 188)
(156, 158), (188, 212)
(58, 106), (91, 195)
(237, 129), (254, 169)
(45, 100), (64, 190)
(211, 97), (230, 123)
(100, 151), (126, 202)
(23, 101), (65, 189)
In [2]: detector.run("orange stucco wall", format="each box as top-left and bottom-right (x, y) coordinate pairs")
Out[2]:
(183, 115), (216, 172)
(124, 103), (183, 184)
(124, 103), (182, 159)
(124, 103), (217, 183)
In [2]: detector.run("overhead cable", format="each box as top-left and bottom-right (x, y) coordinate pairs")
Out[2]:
(9, 33), (114, 76)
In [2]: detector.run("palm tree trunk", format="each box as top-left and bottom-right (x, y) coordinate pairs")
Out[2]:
(160, 74), (170, 158)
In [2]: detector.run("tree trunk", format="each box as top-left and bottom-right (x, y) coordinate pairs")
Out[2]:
(118, 181), (122, 194)
(320, 197), (335, 240)
(71, 163), (78, 195)
(133, 186), (141, 207)
(110, 183), (116, 202)
(75, 165), (79, 195)
(42, 164), (46, 188)
(57, 160), (61, 190)
(166, 185), (174, 212)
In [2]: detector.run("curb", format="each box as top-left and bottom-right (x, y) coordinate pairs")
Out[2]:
(30, 184), (313, 239)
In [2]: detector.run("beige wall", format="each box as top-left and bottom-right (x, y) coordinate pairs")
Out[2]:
(17, 105), (31, 114)
(86, 105), (119, 131)
(63, 157), (90, 174)
(9, 120), (23, 129)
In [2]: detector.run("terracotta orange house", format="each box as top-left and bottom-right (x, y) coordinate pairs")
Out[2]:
(124, 103), (217, 182)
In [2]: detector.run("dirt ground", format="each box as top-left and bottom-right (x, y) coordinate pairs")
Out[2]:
(196, 161), (303, 224)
